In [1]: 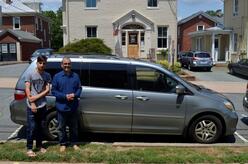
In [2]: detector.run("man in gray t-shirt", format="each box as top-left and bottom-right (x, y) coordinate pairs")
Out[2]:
(25, 55), (51, 157)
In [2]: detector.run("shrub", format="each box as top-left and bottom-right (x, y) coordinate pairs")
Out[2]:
(59, 38), (112, 54)
(170, 62), (181, 73)
(157, 60), (169, 69)
(157, 60), (181, 73)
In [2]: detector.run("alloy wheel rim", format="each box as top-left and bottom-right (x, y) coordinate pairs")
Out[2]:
(48, 118), (58, 138)
(194, 119), (217, 142)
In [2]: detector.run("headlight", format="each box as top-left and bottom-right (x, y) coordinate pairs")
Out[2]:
(224, 101), (234, 111)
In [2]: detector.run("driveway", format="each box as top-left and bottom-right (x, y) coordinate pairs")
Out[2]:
(184, 66), (247, 93)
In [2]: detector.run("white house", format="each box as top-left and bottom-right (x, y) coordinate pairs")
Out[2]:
(62, 0), (177, 60)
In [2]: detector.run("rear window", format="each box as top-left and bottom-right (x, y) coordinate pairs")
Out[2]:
(195, 53), (210, 58)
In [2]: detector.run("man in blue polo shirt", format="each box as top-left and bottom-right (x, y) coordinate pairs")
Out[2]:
(52, 57), (82, 152)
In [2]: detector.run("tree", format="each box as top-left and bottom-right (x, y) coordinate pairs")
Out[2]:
(43, 8), (63, 51)
(206, 9), (223, 17)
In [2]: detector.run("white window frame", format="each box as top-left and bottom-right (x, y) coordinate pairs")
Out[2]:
(233, 0), (238, 16)
(86, 26), (97, 38)
(13, 17), (20, 30)
(197, 25), (205, 31)
(147, 0), (158, 8)
(157, 26), (168, 49)
(85, 0), (97, 9)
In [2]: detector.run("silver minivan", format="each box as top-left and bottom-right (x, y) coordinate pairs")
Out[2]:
(10, 55), (238, 143)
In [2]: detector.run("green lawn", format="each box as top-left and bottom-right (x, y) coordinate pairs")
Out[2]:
(0, 142), (248, 163)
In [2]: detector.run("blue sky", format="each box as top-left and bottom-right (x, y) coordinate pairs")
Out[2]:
(41, 0), (223, 20)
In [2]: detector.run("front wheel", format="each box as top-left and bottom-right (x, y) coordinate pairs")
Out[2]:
(188, 115), (223, 143)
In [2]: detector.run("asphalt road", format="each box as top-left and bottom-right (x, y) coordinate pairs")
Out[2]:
(0, 64), (248, 144)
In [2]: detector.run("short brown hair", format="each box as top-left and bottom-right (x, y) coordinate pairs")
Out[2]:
(37, 55), (47, 62)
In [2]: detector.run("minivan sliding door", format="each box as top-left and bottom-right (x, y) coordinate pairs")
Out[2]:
(81, 63), (133, 132)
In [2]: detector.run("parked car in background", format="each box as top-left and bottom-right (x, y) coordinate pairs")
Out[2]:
(243, 83), (248, 112)
(10, 55), (238, 143)
(228, 59), (248, 77)
(181, 51), (213, 71)
(29, 48), (53, 63)
(177, 51), (187, 64)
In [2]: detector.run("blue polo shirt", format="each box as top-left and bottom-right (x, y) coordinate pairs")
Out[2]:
(52, 71), (82, 112)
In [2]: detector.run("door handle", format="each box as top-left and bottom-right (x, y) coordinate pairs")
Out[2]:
(115, 95), (128, 100)
(136, 96), (149, 101)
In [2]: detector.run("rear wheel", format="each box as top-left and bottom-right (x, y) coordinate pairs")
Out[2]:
(188, 115), (223, 143)
(229, 68), (235, 75)
(43, 111), (58, 140)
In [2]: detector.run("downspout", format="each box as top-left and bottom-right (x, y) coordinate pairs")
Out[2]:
(66, 0), (70, 44)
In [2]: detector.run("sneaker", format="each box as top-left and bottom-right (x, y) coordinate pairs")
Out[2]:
(73, 145), (80, 150)
(60, 145), (66, 152)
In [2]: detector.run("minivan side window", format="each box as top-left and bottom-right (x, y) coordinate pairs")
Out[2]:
(45, 62), (89, 86)
(90, 63), (129, 89)
(135, 66), (178, 93)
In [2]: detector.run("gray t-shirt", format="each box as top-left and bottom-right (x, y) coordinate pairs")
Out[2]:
(25, 70), (51, 109)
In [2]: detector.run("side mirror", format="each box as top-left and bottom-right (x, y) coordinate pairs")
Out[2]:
(176, 84), (185, 94)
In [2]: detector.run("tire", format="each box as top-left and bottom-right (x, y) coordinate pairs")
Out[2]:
(229, 68), (235, 75)
(206, 67), (211, 72)
(43, 111), (58, 140)
(188, 64), (191, 71)
(188, 115), (223, 143)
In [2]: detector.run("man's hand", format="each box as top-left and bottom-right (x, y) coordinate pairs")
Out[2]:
(66, 93), (75, 101)
(30, 103), (37, 113)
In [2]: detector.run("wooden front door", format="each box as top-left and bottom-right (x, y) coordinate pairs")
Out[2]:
(128, 32), (139, 58)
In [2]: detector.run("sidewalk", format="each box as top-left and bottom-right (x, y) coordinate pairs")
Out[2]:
(0, 61), (27, 66)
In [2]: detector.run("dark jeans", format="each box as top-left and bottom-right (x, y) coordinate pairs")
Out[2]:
(57, 110), (79, 146)
(26, 106), (46, 150)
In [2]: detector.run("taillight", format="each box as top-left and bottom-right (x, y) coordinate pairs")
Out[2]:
(14, 89), (26, 100)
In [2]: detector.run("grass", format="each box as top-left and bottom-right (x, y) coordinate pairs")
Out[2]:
(0, 142), (248, 163)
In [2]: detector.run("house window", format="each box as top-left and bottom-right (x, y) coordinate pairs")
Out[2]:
(13, 17), (20, 30)
(122, 32), (126, 46)
(157, 26), (167, 48)
(35, 17), (38, 30)
(44, 29), (46, 41)
(86, 26), (97, 38)
(148, 0), (158, 7)
(86, 0), (96, 8)
(233, 0), (238, 16)
(197, 25), (204, 31)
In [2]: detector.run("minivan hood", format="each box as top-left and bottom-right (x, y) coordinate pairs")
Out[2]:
(197, 86), (229, 103)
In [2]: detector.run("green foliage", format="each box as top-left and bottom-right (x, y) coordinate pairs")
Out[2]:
(157, 60), (181, 73)
(157, 60), (169, 69)
(170, 62), (181, 73)
(205, 9), (223, 17)
(1, 143), (248, 163)
(42, 8), (63, 51)
(59, 38), (112, 54)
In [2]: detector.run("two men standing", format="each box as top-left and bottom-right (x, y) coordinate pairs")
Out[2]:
(25, 56), (82, 156)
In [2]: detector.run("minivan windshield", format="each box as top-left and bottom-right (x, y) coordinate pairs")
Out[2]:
(195, 53), (210, 58)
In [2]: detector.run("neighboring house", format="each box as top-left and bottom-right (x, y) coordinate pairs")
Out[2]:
(224, 0), (248, 61)
(62, 0), (177, 60)
(0, 0), (51, 61)
(178, 11), (232, 64)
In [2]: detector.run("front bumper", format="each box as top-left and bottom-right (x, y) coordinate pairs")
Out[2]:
(224, 111), (238, 136)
